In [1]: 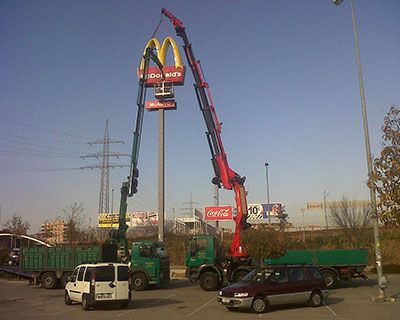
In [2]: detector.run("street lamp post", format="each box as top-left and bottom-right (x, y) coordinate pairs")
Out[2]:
(265, 163), (271, 224)
(332, 0), (393, 302)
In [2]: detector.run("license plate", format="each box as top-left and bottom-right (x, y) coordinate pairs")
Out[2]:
(222, 297), (230, 303)
(96, 293), (112, 300)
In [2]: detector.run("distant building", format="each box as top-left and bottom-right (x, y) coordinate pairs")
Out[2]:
(41, 220), (69, 244)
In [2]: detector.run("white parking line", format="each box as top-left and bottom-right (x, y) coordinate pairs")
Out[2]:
(116, 294), (175, 317)
(186, 296), (217, 317)
(323, 303), (337, 317)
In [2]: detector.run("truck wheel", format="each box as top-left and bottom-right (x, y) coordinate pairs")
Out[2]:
(41, 272), (58, 289)
(232, 270), (248, 283)
(60, 272), (72, 288)
(199, 272), (220, 291)
(64, 290), (72, 305)
(321, 270), (338, 288)
(309, 290), (323, 307)
(251, 295), (268, 313)
(131, 273), (148, 291)
(82, 294), (92, 310)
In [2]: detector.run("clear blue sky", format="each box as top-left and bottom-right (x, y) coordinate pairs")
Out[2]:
(1, 0), (399, 232)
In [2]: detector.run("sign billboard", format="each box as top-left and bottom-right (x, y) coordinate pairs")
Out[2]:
(145, 100), (177, 111)
(247, 203), (283, 220)
(129, 212), (158, 227)
(98, 213), (129, 228)
(306, 202), (324, 210)
(204, 205), (233, 221)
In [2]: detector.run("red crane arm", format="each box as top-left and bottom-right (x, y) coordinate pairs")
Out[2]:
(162, 8), (250, 257)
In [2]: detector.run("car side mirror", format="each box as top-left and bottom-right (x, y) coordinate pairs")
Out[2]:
(70, 275), (77, 283)
(109, 282), (116, 288)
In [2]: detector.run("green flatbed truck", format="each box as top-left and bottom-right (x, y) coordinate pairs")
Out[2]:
(21, 241), (170, 290)
(265, 249), (369, 288)
(21, 244), (118, 289)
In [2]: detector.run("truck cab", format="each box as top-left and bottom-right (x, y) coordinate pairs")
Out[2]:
(186, 235), (252, 291)
(129, 241), (170, 290)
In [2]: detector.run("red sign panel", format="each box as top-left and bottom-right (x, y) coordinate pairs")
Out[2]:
(204, 205), (233, 221)
(137, 66), (186, 87)
(145, 100), (177, 111)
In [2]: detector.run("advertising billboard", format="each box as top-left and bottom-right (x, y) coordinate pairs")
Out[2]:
(98, 213), (129, 228)
(247, 203), (283, 220)
(204, 205), (233, 221)
(129, 212), (158, 227)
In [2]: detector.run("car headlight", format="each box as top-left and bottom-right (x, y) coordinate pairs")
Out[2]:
(218, 291), (223, 296)
(234, 292), (248, 298)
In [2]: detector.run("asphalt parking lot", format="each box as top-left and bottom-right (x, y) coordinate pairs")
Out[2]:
(0, 275), (399, 320)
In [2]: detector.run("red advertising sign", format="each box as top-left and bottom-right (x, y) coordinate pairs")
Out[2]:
(137, 66), (186, 87)
(145, 100), (177, 111)
(204, 205), (233, 221)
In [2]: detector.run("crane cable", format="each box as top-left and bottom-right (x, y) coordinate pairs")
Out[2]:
(151, 13), (164, 39)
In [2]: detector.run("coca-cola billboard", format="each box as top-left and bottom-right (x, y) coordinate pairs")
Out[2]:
(204, 205), (233, 221)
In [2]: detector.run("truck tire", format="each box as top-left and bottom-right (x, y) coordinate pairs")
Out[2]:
(321, 269), (338, 288)
(199, 272), (220, 291)
(131, 273), (148, 291)
(60, 272), (72, 288)
(41, 272), (58, 289)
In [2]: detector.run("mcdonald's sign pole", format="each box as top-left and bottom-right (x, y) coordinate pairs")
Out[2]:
(158, 103), (165, 241)
(138, 37), (185, 242)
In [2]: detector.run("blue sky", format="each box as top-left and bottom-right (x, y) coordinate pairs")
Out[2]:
(1, 0), (399, 232)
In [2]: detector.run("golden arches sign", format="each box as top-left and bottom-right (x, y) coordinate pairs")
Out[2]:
(138, 37), (185, 87)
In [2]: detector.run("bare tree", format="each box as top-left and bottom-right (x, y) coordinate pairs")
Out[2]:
(329, 198), (373, 247)
(61, 203), (88, 244)
(3, 214), (30, 235)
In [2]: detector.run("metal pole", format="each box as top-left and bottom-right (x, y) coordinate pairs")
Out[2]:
(333, 0), (392, 302)
(301, 208), (306, 243)
(324, 191), (329, 230)
(111, 188), (114, 215)
(265, 163), (271, 224)
(158, 108), (165, 242)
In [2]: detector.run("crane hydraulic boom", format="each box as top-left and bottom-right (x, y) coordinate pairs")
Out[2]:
(161, 8), (250, 257)
(111, 47), (164, 259)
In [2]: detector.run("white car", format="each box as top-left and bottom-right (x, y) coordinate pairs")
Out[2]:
(65, 262), (131, 310)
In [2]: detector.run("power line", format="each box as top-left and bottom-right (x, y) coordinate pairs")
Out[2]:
(80, 119), (129, 215)
(0, 116), (95, 140)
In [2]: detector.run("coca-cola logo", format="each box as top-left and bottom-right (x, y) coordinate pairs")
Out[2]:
(204, 206), (232, 221)
(206, 209), (230, 218)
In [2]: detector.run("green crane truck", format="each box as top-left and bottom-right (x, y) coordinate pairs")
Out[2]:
(186, 235), (254, 291)
(265, 249), (369, 288)
(129, 241), (170, 290)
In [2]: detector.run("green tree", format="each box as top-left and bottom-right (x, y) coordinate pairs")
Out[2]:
(3, 214), (30, 235)
(241, 225), (286, 265)
(371, 105), (400, 227)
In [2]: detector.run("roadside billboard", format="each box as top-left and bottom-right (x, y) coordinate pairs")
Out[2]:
(98, 213), (129, 228)
(204, 205), (233, 221)
(129, 212), (158, 227)
(247, 203), (283, 220)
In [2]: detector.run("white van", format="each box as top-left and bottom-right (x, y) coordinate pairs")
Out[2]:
(65, 262), (131, 310)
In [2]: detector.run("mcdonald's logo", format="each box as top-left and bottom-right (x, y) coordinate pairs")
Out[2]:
(137, 36), (186, 87)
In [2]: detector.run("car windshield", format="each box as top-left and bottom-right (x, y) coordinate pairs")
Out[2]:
(241, 268), (274, 282)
